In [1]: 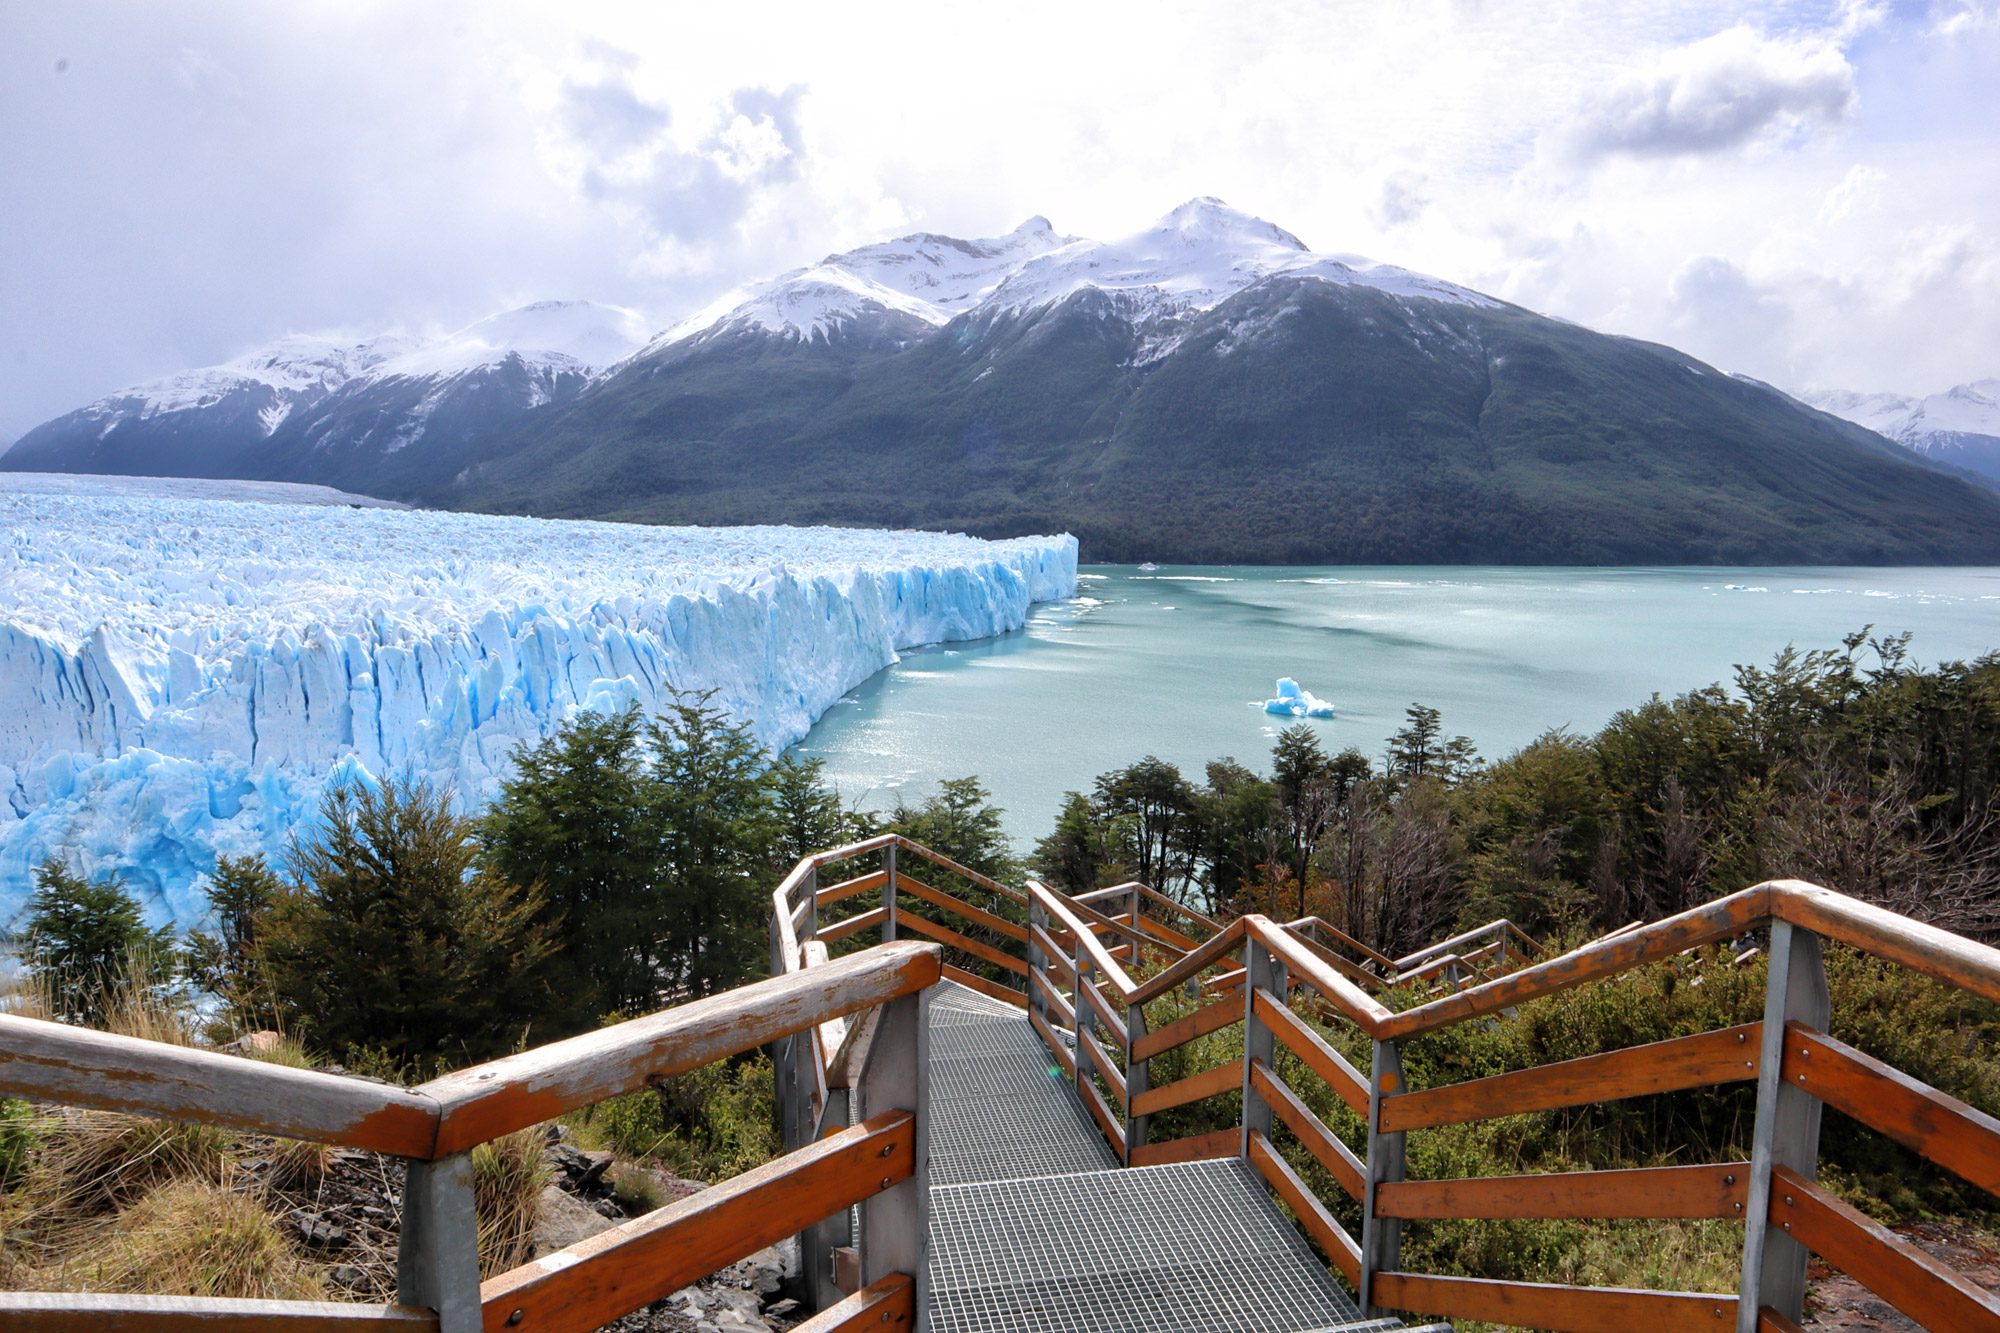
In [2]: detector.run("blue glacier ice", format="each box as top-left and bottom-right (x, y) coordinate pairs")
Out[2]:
(1262, 678), (1335, 718)
(0, 474), (1077, 926)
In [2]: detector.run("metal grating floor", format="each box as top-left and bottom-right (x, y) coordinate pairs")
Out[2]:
(917, 983), (1437, 1333)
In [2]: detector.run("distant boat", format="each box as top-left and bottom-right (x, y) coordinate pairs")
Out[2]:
(1138, 562), (1160, 571)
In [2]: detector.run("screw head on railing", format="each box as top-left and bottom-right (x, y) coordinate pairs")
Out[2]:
(881, 1176), (892, 1188)
(506, 1311), (525, 1327)
(880, 1143), (896, 1157)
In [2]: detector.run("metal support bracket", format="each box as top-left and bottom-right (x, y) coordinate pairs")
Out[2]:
(398, 1153), (482, 1333)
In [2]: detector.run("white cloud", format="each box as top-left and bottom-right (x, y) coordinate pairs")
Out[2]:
(1554, 25), (1855, 163)
(0, 0), (1995, 436)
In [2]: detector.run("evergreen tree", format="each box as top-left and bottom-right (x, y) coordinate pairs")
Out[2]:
(22, 859), (171, 1025)
(184, 854), (283, 1019)
(889, 777), (1018, 883)
(644, 695), (783, 1002)
(256, 774), (556, 1061)
(483, 705), (652, 1027)
(769, 752), (855, 868)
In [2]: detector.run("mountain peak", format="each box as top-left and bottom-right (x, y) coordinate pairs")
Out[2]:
(1155, 197), (1307, 252)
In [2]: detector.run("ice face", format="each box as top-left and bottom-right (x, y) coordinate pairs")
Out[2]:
(0, 474), (1077, 927)
(1263, 677), (1336, 719)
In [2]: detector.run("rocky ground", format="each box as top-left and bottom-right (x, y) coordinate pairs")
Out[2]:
(255, 1126), (802, 1333)
(1801, 1218), (2000, 1330)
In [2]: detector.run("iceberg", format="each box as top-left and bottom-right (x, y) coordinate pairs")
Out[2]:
(1262, 678), (1335, 719)
(0, 474), (1077, 926)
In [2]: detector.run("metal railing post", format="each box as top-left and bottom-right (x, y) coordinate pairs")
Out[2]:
(1074, 935), (1093, 1103)
(806, 1085), (852, 1309)
(1028, 894), (1048, 1025)
(1360, 1039), (1406, 1316)
(398, 1154), (481, 1333)
(1126, 993), (1150, 1163)
(856, 989), (929, 1318)
(1241, 937), (1286, 1155)
(883, 844), (898, 942)
(1738, 923), (1830, 1332)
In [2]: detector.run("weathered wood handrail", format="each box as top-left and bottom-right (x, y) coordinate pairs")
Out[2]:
(3, 926), (940, 1333)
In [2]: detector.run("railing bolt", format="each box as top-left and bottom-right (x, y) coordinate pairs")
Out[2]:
(881, 1176), (892, 1188)
(1724, 1175), (1736, 1185)
(506, 1311), (525, 1326)
(879, 1143), (895, 1157)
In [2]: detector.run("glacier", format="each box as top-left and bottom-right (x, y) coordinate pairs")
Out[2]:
(0, 473), (1076, 927)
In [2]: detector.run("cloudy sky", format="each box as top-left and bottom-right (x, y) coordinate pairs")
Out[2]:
(3, 0), (1996, 441)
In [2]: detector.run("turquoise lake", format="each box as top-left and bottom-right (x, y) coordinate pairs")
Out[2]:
(793, 566), (2000, 851)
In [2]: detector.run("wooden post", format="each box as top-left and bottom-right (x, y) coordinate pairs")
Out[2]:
(1738, 923), (1830, 1332)
(856, 990), (928, 1320)
(803, 864), (820, 942)
(883, 845), (899, 943)
(1360, 1039), (1406, 1316)
(1241, 938), (1286, 1157)
(398, 1154), (481, 1333)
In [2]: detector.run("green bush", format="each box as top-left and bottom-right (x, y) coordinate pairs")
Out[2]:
(578, 1052), (779, 1182)
(254, 773), (557, 1062)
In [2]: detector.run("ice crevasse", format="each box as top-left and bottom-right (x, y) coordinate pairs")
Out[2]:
(0, 475), (1078, 925)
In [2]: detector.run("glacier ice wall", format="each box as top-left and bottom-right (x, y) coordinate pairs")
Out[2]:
(0, 476), (1076, 925)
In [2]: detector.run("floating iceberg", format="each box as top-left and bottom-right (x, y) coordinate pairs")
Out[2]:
(0, 474), (1077, 925)
(1262, 678), (1335, 718)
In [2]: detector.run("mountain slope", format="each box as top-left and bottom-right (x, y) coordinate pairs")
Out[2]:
(443, 205), (2000, 564)
(3, 302), (647, 496)
(13, 201), (2000, 564)
(1807, 379), (2000, 484)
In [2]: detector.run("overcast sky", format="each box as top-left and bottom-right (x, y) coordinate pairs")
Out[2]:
(3, 0), (1996, 441)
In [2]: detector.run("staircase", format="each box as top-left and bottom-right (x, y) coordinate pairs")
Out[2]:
(923, 984), (1450, 1333)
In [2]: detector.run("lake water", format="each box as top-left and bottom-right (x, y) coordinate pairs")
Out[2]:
(793, 566), (2000, 852)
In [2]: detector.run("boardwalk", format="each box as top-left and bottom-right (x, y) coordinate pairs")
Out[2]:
(921, 983), (1449, 1333)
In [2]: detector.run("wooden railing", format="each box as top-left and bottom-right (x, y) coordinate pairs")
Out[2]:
(0, 934), (943, 1333)
(1020, 877), (2000, 1333)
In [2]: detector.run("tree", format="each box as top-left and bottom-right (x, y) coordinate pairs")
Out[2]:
(256, 774), (556, 1062)
(889, 777), (1018, 883)
(483, 705), (653, 1028)
(769, 752), (855, 868)
(1093, 757), (1197, 896)
(1387, 704), (1480, 786)
(644, 695), (783, 1002)
(22, 859), (171, 1025)
(1033, 791), (1118, 893)
(184, 854), (284, 1021)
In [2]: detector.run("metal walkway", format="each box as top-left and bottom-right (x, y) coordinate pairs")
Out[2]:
(921, 984), (1449, 1333)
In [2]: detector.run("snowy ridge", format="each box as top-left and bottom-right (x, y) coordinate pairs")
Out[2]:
(659, 198), (1496, 351)
(44, 302), (649, 443)
(0, 474), (1076, 924)
(1807, 378), (2000, 447)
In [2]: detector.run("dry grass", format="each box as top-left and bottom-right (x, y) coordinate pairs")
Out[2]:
(472, 1127), (550, 1278)
(30, 1177), (326, 1300)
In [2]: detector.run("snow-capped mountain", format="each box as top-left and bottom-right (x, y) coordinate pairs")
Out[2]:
(2, 301), (649, 491)
(1806, 379), (2000, 483)
(656, 198), (1494, 358)
(659, 216), (1075, 346)
(12, 199), (2000, 564)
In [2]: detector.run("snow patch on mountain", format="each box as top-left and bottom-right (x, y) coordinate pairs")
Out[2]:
(365, 300), (651, 382)
(0, 473), (1077, 925)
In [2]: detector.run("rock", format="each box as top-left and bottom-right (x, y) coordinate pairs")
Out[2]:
(328, 1265), (368, 1288)
(298, 1217), (346, 1248)
(719, 1246), (788, 1296)
(532, 1184), (615, 1257)
(764, 1298), (801, 1319)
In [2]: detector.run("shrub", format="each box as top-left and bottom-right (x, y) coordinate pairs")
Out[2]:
(577, 1053), (779, 1182)
(255, 774), (557, 1062)
(471, 1127), (549, 1278)
(49, 1177), (324, 1299)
